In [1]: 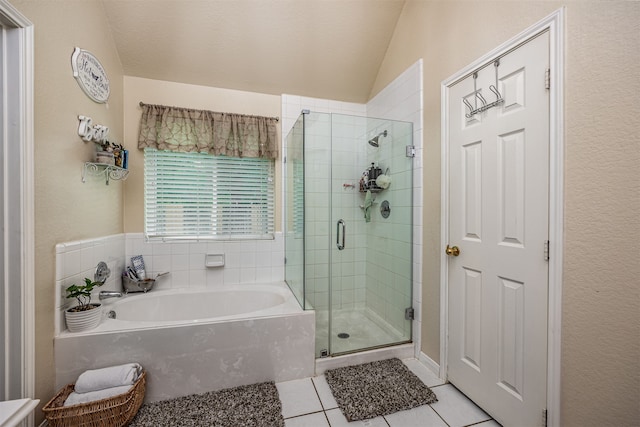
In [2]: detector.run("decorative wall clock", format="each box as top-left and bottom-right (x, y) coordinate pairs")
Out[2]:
(71, 47), (110, 103)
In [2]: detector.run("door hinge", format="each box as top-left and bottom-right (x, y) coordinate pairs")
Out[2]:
(405, 307), (415, 320)
(406, 145), (416, 158)
(542, 409), (548, 427)
(544, 240), (550, 261)
(545, 68), (551, 90)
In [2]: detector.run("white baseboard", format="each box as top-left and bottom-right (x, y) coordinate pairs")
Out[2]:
(418, 351), (442, 380)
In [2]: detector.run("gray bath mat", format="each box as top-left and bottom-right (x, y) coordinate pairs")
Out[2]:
(129, 381), (284, 427)
(324, 358), (437, 421)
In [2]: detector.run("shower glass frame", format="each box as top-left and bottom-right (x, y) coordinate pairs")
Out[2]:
(284, 114), (306, 309)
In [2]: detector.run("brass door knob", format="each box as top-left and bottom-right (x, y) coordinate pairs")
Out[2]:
(445, 245), (460, 257)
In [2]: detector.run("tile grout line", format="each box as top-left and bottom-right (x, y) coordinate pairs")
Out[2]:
(427, 402), (452, 427)
(428, 383), (494, 427)
(310, 377), (327, 411)
(464, 421), (497, 427)
(282, 409), (325, 421)
(417, 377), (452, 427)
(310, 376), (335, 426)
(444, 383), (494, 426)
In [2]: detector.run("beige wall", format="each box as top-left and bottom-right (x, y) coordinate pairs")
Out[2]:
(11, 1), (124, 422)
(122, 76), (282, 233)
(11, 1), (639, 425)
(371, 1), (640, 426)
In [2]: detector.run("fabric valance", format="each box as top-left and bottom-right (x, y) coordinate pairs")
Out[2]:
(137, 103), (279, 159)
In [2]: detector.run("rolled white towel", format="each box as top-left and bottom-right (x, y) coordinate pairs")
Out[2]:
(74, 363), (142, 394)
(64, 385), (132, 406)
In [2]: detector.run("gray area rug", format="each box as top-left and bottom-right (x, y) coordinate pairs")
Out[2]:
(129, 381), (284, 427)
(325, 358), (438, 421)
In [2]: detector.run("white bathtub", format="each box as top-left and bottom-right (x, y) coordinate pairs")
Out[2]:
(70, 282), (303, 332)
(55, 282), (315, 402)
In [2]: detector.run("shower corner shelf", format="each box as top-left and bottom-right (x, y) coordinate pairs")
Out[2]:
(82, 162), (129, 185)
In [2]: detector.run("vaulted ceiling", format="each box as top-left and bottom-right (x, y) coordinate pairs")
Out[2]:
(102, 0), (406, 103)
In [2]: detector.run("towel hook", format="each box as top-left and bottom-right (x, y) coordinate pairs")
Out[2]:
(472, 71), (487, 107)
(475, 91), (488, 107)
(489, 59), (503, 102)
(473, 72), (479, 110)
(463, 98), (474, 118)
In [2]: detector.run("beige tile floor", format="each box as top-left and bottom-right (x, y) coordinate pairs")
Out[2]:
(276, 358), (501, 427)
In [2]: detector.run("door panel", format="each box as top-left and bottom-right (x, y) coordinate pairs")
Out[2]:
(447, 32), (550, 426)
(497, 276), (525, 400)
(462, 267), (482, 371)
(497, 129), (526, 247)
(463, 141), (482, 241)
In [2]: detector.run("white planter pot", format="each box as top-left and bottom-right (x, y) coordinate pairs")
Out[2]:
(65, 303), (102, 332)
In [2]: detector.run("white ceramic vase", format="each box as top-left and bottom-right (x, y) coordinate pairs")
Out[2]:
(65, 303), (102, 332)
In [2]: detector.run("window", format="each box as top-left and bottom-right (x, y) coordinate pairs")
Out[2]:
(144, 148), (274, 240)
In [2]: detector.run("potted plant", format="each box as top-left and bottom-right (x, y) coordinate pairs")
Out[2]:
(64, 277), (105, 332)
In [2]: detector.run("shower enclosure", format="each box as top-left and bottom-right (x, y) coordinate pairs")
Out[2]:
(285, 111), (414, 357)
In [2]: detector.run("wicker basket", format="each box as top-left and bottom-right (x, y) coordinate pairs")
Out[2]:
(42, 371), (146, 427)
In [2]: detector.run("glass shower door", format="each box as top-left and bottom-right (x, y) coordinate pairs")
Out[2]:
(329, 114), (413, 355)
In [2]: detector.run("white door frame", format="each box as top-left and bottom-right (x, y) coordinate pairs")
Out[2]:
(0, 0), (35, 408)
(440, 9), (564, 427)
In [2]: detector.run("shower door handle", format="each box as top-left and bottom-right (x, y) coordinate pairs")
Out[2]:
(336, 219), (345, 250)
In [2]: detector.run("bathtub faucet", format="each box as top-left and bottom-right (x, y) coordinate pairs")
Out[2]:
(99, 290), (123, 300)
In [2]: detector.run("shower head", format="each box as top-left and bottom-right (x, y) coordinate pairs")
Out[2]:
(368, 130), (388, 147)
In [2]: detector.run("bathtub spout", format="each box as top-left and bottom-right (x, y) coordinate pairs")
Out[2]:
(99, 290), (123, 300)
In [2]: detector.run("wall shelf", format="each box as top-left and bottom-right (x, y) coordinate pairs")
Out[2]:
(82, 162), (129, 185)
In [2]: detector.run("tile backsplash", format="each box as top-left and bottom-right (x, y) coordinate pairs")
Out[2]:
(124, 233), (284, 289)
(55, 232), (284, 335)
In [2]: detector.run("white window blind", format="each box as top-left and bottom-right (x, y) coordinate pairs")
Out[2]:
(144, 148), (275, 240)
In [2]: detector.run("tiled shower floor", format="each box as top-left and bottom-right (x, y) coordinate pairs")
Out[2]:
(315, 308), (407, 355)
(276, 358), (501, 427)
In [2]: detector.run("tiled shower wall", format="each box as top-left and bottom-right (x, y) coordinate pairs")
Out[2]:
(367, 60), (424, 352)
(363, 118), (415, 337)
(55, 233), (284, 335)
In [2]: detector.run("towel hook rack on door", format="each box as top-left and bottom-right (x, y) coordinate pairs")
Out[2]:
(463, 60), (505, 118)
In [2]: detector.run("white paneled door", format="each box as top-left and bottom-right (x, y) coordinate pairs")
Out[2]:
(446, 32), (550, 426)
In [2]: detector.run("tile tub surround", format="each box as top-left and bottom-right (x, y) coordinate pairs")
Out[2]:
(124, 232), (285, 290)
(55, 232), (285, 335)
(55, 234), (126, 336)
(54, 294), (315, 403)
